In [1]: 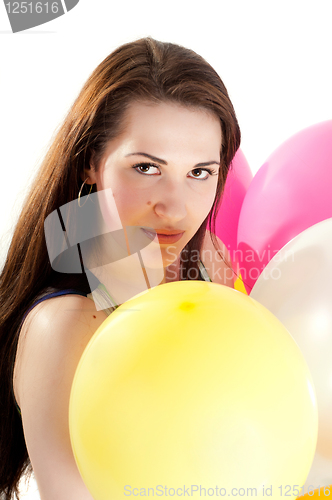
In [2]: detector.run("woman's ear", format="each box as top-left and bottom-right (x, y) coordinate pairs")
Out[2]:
(80, 151), (98, 184)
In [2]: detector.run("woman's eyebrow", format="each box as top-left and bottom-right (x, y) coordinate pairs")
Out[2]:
(126, 152), (220, 168)
(125, 152), (167, 165)
(195, 161), (220, 168)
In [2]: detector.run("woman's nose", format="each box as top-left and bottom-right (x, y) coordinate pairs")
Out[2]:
(153, 181), (187, 222)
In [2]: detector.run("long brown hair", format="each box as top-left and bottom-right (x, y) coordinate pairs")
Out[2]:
(0, 37), (240, 498)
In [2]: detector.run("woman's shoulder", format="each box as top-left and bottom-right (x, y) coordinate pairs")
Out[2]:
(201, 230), (234, 287)
(13, 293), (107, 497)
(14, 293), (107, 410)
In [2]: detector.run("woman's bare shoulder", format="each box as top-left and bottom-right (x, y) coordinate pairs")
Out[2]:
(14, 294), (107, 499)
(201, 230), (234, 287)
(14, 294), (107, 405)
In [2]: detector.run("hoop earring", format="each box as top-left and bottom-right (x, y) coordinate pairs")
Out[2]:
(78, 177), (94, 207)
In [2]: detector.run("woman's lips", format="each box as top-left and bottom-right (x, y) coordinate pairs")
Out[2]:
(141, 228), (185, 244)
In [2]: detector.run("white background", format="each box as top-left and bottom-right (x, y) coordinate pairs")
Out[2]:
(0, 0), (331, 497)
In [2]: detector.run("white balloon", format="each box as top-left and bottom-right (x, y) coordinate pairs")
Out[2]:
(250, 218), (332, 459)
(303, 451), (332, 491)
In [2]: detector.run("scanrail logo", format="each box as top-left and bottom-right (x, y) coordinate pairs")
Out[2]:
(44, 188), (165, 312)
(3, 0), (79, 33)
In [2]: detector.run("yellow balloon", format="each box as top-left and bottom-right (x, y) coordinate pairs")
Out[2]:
(69, 281), (317, 500)
(234, 272), (248, 294)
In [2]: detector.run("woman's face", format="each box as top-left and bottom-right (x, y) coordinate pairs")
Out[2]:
(87, 101), (222, 269)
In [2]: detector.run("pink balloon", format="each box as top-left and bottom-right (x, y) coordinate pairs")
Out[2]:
(209, 149), (252, 272)
(237, 120), (332, 293)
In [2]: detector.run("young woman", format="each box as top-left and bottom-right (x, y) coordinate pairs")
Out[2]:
(0, 37), (240, 499)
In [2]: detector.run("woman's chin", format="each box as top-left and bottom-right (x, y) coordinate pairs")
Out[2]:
(142, 248), (180, 269)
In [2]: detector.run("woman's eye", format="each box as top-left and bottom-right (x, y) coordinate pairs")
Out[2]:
(133, 163), (160, 175)
(188, 168), (217, 180)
